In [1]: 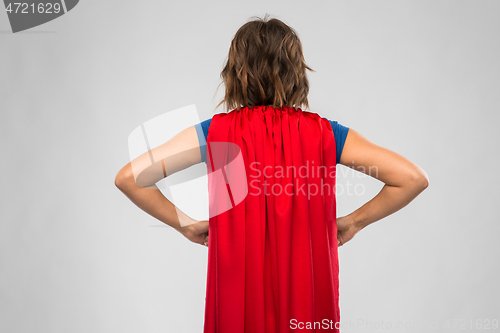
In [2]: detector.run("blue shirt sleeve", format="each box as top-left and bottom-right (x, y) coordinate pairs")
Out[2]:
(323, 118), (350, 164)
(194, 118), (212, 163)
(194, 117), (348, 164)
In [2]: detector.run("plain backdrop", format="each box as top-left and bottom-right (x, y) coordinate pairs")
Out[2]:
(1, 1), (499, 332)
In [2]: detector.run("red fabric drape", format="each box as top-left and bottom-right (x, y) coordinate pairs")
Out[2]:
(204, 105), (340, 332)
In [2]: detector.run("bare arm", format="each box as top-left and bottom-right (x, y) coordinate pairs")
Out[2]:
(114, 125), (209, 246)
(336, 129), (429, 246)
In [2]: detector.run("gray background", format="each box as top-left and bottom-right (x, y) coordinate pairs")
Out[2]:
(1, 0), (499, 332)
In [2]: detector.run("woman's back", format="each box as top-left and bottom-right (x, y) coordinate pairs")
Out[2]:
(203, 105), (341, 332)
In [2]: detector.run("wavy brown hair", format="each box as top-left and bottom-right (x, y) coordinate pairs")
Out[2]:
(213, 14), (315, 112)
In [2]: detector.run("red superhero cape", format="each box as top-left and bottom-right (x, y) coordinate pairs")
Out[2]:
(204, 105), (340, 332)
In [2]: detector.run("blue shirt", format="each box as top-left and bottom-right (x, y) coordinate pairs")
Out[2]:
(194, 117), (349, 164)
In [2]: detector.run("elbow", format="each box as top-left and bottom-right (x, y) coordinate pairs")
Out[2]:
(115, 165), (133, 190)
(416, 174), (429, 192)
(114, 171), (126, 190)
(409, 168), (429, 193)
(421, 173), (430, 190)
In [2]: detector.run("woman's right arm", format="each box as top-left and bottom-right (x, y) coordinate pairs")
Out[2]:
(336, 129), (429, 246)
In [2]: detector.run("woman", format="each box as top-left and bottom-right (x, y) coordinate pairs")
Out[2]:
(115, 14), (428, 333)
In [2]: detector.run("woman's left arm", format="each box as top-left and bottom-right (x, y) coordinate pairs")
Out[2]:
(114, 125), (209, 246)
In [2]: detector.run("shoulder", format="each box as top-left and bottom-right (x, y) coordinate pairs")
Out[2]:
(323, 118), (350, 135)
(299, 110), (349, 133)
(299, 110), (333, 128)
(197, 111), (228, 130)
